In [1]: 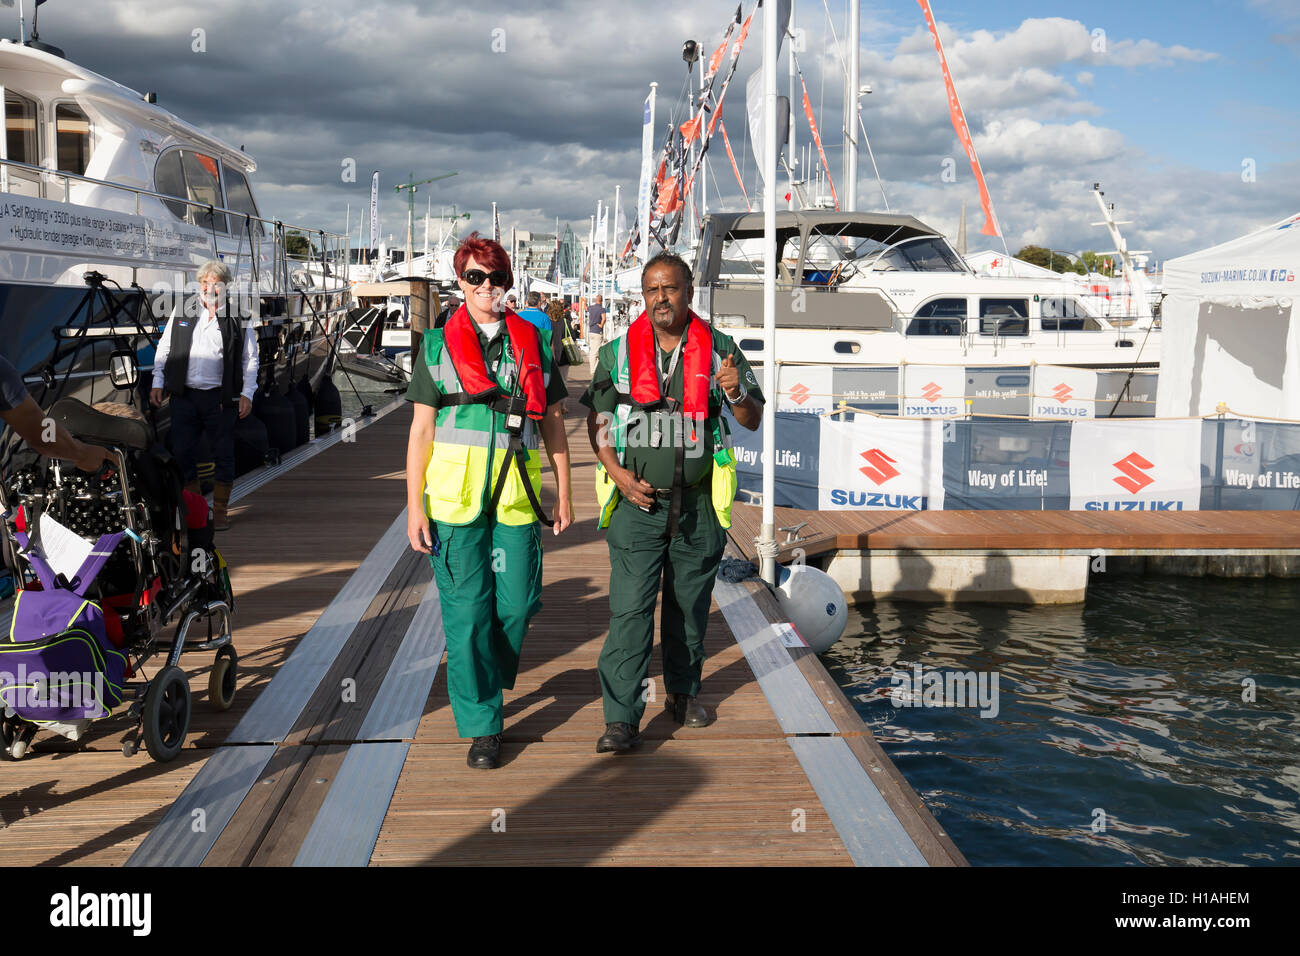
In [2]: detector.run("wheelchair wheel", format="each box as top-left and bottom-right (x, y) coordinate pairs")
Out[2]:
(143, 665), (191, 762)
(208, 645), (237, 712)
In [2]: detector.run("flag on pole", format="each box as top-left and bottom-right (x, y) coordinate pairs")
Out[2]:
(917, 0), (1001, 237)
(799, 72), (839, 210)
(368, 171), (379, 253)
(635, 85), (656, 263)
(614, 197), (627, 253)
(719, 121), (751, 212)
(744, 0), (791, 192)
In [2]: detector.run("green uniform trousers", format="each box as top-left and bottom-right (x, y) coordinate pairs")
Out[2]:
(598, 485), (726, 726)
(432, 514), (542, 738)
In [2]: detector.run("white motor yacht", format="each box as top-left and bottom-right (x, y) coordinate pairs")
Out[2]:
(0, 37), (350, 410)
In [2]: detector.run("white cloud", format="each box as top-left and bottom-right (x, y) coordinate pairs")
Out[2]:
(973, 119), (1127, 168)
(29, 2), (1255, 261)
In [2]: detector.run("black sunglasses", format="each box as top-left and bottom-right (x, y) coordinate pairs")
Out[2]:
(461, 268), (509, 287)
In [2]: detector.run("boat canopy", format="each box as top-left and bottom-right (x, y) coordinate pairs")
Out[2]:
(695, 210), (944, 285)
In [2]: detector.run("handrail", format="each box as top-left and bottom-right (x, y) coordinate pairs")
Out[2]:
(0, 155), (348, 246)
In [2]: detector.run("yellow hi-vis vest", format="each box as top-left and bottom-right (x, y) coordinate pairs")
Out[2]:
(421, 328), (550, 526)
(594, 331), (739, 530)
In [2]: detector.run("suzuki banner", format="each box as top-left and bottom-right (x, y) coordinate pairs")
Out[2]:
(819, 416), (947, 511)
(942, 421), (1072, 509)
(777, 365), (835, 415)
(729, 409), (821, 510)
(1030, 365), (1097, 420)
(1204, 419), (1300, 509)
(1068, 419), (1202, 511)
(735, 394), (1300, 514)
(900, 365), (966, 417)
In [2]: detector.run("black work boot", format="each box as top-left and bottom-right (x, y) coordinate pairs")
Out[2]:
(595, 722), (642, 753)
(665, 693), (710, 728)
(467, 733), (502, 769)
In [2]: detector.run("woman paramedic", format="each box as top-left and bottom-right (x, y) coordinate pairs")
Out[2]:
(404, 234), (573, 769)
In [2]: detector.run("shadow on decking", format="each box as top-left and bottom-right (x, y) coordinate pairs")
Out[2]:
(419, 749), (704, 866)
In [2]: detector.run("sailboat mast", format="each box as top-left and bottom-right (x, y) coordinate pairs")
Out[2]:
(788, 1), (798, 209)
(844, 0), (859, 212)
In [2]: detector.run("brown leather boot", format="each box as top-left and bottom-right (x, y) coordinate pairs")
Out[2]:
(213, 481), (233, 531)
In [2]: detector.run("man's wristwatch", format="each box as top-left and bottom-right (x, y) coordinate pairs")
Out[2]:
(723, 382), (747, 405)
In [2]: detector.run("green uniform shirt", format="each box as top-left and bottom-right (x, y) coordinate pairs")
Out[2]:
(580, 326), (762, 490)
(405, 321), (568, 409)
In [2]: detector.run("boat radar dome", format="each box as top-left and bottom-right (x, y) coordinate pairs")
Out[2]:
(775, 565), (848, 654)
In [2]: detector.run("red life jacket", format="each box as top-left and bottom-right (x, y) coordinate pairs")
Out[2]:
(626, 311), (713, 434)
(442, 305), (548, 418)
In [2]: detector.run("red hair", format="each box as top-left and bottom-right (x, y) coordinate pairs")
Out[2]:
(453, 232), (513, 290)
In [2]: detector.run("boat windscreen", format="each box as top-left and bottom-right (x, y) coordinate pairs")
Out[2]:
(873, 237), (967, 273)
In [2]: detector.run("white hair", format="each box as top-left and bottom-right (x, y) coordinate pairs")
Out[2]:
(197, 260), (233, 284)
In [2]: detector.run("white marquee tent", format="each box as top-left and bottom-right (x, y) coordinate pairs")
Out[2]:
(1156, 213), (1300, 419)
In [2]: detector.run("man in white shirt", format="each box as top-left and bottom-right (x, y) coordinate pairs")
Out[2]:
(150, 260), (258, 530)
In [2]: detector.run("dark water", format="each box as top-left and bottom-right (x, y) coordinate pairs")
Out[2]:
(333, 368), (406, 422)
(821, 574), (1300, 866)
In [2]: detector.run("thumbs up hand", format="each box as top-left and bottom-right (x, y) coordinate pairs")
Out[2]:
(717, 351), (742, 400)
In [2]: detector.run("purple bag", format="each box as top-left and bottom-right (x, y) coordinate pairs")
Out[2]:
(0, 529), (128, 726)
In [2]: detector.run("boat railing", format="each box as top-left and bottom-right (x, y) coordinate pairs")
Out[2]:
(0, 156), (351, 304)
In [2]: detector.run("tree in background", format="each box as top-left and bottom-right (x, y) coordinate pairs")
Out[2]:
(285, 230), (313, 258)
(1013, 245), (1088, 274)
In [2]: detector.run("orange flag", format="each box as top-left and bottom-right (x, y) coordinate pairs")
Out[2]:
(917, 0), (1001, 237)
(800, 78), (839, 211)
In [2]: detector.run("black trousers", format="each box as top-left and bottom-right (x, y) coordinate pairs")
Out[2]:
(170, 388), (236, 483)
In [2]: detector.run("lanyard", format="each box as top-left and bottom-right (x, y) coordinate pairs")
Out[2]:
(658, 335), (684, 399)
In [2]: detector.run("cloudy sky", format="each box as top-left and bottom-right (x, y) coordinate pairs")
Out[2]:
(21, 0), (1299, 264)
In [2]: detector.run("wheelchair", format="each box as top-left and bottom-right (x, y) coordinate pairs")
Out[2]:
(0, 398), (238, 762)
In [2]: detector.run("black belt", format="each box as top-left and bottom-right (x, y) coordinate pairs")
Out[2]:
(651, 477), (708, 499)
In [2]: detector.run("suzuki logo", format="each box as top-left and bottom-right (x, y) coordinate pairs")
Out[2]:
(859, 448), (900, 485)
(920, 381), (943, 403)
(1113, 452), (1155, 493)
(1052, 382), (1072, 404)
(789, 383), (811, 405)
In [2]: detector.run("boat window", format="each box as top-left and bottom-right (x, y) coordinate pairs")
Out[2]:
(153, 149), (189, 220)
(54, 103), (92, 175)
(180, 150), (228, 234)
(222, 163), (266, 236)
(979, 298), (1028, 336)
(4, 90), (39, 165)
(906, 297), (965, 336)
(873, 237), (966, 273)
(916, 297), (967, 317)
(715, 231), (801, 287)
(799, 225), (898, 285)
